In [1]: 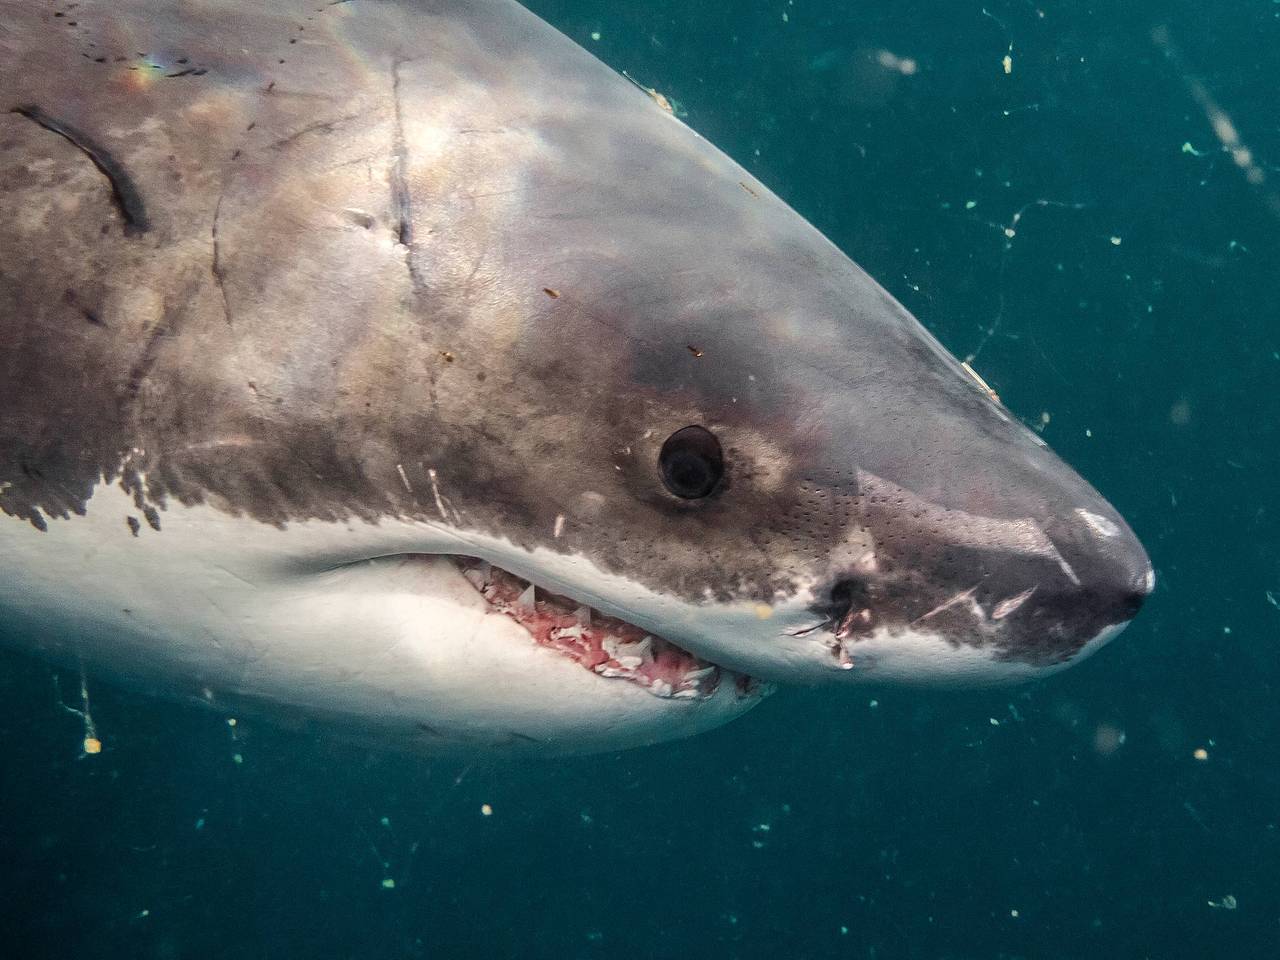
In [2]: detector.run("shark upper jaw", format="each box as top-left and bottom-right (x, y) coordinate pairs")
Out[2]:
(428, 533), (1141, 691)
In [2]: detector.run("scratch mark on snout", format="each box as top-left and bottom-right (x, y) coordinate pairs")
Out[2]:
(991, 586), (1037, 620)
(912, 584), (982, 626)
(269, 113), (360, 150)
(389, 59), (413, 248)
(426, 468), (450, 522)
(395, 463), (414, 495)
(211, 190), (233, 325)
(12, 105), (150, 234)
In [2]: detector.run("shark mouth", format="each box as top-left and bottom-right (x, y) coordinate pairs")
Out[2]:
(452, 558), (763, 701)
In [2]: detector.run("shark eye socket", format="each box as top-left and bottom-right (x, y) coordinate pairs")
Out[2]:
(659, 426), (724, 499)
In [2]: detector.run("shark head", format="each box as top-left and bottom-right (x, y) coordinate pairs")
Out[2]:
(0, 0), (1150, 753)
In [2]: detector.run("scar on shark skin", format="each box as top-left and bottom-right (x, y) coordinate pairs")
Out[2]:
(11, 105), (150, 235)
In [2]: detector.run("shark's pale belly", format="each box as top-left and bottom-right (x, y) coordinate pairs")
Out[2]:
(0, 482), (764, 754)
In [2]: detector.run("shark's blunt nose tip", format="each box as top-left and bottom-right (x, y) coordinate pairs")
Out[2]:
(1069, 506), (1152, 613)
(1112, 536), (1154, 620)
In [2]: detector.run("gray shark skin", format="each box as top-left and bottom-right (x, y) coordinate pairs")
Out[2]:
(0, 0), (1152, 753)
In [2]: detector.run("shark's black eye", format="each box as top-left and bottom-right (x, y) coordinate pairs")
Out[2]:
(659, 426), (724, 499)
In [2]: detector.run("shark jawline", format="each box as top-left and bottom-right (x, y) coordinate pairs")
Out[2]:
(447, 557), (763, 701)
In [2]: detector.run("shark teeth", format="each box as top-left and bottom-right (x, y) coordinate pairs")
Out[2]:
(462, 561), (491, 591)
(450, 555), (755, 702)
(681, 665), (716, 684)
(648, 679), (674, 698)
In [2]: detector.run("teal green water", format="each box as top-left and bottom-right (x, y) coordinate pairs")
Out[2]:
(3, 2), (1278, 956)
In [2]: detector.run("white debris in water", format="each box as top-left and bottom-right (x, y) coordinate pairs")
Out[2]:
(876, 50), (918, 75)
(1093, 724), (1126, 756)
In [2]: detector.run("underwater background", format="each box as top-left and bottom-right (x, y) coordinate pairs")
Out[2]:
(3, 0), (1278, 956)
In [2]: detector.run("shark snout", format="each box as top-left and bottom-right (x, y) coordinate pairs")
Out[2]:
(793, 476), (1155, 681)
(1044, 505), (1154, 629)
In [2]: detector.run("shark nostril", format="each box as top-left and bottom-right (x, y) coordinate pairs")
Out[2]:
(1117, 581), (1151, 619)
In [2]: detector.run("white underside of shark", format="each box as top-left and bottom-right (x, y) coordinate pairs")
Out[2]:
(0, 476), (1118, 753)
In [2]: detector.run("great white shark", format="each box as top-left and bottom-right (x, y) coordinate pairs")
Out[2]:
(0, 0), (1152, 753)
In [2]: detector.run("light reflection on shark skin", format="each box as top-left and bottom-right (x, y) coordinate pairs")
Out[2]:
(0, 0), (1150, 753)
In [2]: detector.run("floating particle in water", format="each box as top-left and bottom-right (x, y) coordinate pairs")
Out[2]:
(381, 878), (396, 890)
(1002, 54), (1013, 74)
(1153, 26), (1280, 215)
(1193, 747), (1209, 761)
(1093, 724), (1126, 756)
(876, 50), (918, 75)
(1207, 894), (1237, 910)
(480, 803), (493, 816)
(56, 668), (101, 756)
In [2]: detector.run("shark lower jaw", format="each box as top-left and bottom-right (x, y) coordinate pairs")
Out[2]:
(446, 556), (767, 703)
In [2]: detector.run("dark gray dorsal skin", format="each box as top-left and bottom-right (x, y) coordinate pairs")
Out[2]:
(0, 0), (1150, 682)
